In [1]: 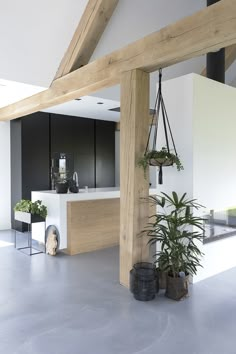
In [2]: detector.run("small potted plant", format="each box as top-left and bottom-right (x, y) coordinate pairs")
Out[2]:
(14, 199), (47, 223)
(143, 191), (205, 301)
(54, 172), (69, 194)
(138, 147), (183, 180)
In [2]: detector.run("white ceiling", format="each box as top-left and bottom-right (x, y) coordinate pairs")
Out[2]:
(0, 79), (45, 108)
(0, 0), (235, 120)
(42, 95), (120, 122)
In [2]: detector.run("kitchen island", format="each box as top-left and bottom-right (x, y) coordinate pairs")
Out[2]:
(32, 188), (157, 255)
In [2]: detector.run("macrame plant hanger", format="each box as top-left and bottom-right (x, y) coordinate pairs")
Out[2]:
(145, 69), (179, 184)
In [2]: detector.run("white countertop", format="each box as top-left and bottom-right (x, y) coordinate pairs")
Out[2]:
(32, 187), (157, 201)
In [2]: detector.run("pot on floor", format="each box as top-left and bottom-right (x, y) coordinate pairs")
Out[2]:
(130, 262), (158, 301)
(165, 273), (189, 301)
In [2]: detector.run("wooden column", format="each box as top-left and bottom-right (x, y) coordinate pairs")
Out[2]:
(120, 69), (150, 287)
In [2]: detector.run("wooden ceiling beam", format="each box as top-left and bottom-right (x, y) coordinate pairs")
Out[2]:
(53, 0), (119, 81)
(1, 0), (236, 121)
(201, 44), (236, 76)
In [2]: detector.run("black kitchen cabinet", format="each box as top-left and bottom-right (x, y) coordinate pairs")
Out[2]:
(50, 114), (95, 188)
(11, 112), (115, 229)
(95, 120), (115, 187)
(11, 112), (50, 230)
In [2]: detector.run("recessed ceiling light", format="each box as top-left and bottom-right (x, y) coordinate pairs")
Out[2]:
(97, 102), (104, 105)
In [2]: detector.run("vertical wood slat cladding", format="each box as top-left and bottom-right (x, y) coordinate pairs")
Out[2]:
(66, 197), (155, 257)
(67, 198), (120, 255)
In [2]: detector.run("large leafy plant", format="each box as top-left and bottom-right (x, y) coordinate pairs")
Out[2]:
(144, 191), (205, 278)
(14, 199), (47, 219)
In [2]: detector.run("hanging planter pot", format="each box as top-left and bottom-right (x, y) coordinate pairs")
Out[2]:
(138, 147), (183, 183)
(149, 158), (173, 167)
(138, 69), (183, 184)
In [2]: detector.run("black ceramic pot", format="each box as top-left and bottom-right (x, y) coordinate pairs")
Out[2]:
(55, 182), (68, 194)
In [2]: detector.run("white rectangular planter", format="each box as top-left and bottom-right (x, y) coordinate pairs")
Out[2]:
(14, 211), (45, 224)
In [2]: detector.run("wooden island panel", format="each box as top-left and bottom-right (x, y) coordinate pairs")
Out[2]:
(67, 197), (155, 256)
(67, 198), (120, 255)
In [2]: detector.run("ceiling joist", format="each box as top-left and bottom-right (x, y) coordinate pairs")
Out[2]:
(53, 0), (119, 81)
(201, 43), (236, 76)
(1, 0), (236, 121)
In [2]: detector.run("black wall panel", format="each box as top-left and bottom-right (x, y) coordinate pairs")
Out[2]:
(22, 112), (50, 199)
(72, 117), (95, 188)
(50, 114), (95, 188)
(11, 119), (22, 229)
(11, 112), (50, 229)
(95, 120), (115, 187)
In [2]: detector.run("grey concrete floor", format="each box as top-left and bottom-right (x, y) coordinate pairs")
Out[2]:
(0, 230), (236, 354)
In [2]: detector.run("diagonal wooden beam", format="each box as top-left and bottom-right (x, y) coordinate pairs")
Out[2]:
(1, 0), (236, 121)
(53, 0), (119, 81)
(201, 44), (236, 76)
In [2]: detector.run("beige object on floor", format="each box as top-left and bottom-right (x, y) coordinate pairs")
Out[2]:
(46, 231), (58, 256)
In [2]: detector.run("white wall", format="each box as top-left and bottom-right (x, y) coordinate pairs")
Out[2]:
(192, 75), (236, 282)
(155, 73), (236, 283)
(0, 122), (11, 229)
(193, 75), (236, 211)
(155, 74), (194, 199)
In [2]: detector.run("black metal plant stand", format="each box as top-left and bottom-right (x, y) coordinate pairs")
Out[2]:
(14, 212), (46, 256)
(145, 69), (179, 184)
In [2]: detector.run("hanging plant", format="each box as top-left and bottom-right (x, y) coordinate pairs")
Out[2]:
(139, 69), (183, 184)
(138, 147), (183, 177)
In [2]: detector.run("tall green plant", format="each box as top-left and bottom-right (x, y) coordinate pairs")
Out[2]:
(144, 191), (205, 278)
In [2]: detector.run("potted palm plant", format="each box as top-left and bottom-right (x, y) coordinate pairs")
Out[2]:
(143, 191), (205, 301)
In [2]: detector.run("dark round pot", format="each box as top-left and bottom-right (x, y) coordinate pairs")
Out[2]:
(165, 274), (189, 301)
(130, 262), (158, 301)
(55, 182), (68, 194)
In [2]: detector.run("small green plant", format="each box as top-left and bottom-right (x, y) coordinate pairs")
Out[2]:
(138, 147), (183, 177)
(14, 200), (47, 219)
(143, 191), (204, 278)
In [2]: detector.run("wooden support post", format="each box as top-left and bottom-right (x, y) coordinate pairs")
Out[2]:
(120, 69), (150, 288)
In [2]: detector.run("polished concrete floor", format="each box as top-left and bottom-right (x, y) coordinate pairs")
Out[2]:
(0, 230), (236, 354)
